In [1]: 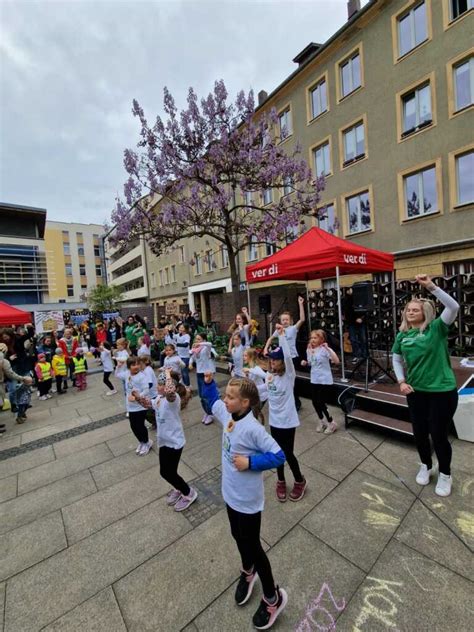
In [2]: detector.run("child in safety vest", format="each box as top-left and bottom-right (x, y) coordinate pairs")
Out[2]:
(35, 353), (54, 401)
(72, 348), (88, 391)
(52, 348), (68, 395)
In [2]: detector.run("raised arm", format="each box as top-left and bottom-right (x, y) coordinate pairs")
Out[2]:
(276, 324), (295, 379)
(322, 342), (340, 365)
(202, 375), (227, 425)
(417, 275), (459, 326)
(295, 295), (306, 330)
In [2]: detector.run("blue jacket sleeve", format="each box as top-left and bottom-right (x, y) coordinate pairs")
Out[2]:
(249, 449), (286, 471)
(201, 379), (220, 410)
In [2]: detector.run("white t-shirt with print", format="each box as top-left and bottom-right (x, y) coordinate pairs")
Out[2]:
(231, 345), (245, 377)
(153, 394), (185, 449)
(267, 335), (300, 429)
(100, 349), (114, 373)
(307, 346), (334, 385)
(124, 370), (149, 412)
(272, 324), (298, 358)
(190, 343), (216, 373)
(173, 333), (191, 359)
(142, 365), (158, 397)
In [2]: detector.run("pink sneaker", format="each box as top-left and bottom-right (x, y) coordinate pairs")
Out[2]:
(203, 414), (214, 425)
(166, 489), (182, 506)
(174, 487), (198, 511)
(253, 586), (288, 629)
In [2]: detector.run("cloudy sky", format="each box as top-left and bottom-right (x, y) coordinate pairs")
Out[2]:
(0, 0), (368, 227)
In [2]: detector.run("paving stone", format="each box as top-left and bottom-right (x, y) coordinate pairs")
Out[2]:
(63, 460), (195, 543)
(372, 438), (421, 494)
(301, 470), (413, 571)
(335, 540), (473, 632)
(0, 511), (67, 581)
(0, 470), (96, 535)
(81, 401), (125, 421)
(344, 424), (386, 452)
(395, 500), (474, 581)
(114, 510), (238, 631)
(0, 582), (4, 632)
(419, 468), (474, 550)
(89, 447), (160, 490)
(0, 435), (21, 452)
(18, 443), (114, 495)
(53, 421), (129, 458)
(451, 439), (474, 474)
(293, 416), (328, 456)
(181, 623), (199, 632)
(261, 467), (337, 546)
(19, 416), (92, 444)
(106, 432), (142, 457)
(299, 433), (369, 481)
(181, 436), (222, 475)
(181, 418), (221, 448)
(4, 498), (192, 632)
(42, 588), (127, 632)
(195, 525), (365, 631)
(0, 475), (17, 503)
(0, 446), (55, 480)
(357, 454), (408, 490)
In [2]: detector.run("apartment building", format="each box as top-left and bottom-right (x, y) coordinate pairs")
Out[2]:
(143, 0), (473, 323)
(103, 228), (149, 307)
(0, 202), (49, 306)
(45, 221), (105, 304)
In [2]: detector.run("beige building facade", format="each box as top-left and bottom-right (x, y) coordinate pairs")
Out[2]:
(144, 0), (473, 319)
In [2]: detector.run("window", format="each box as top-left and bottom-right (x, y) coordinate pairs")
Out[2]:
(397, 1), (428, 58)
(76, 232), (83, 242)
(444, 259), (474, 275)
(261, 126), (271, 149)
(220, 245), (229, 268)
(67, 285), (74, 297)
(345, 190), (372, 234)
(159, 270), (164, 286)
(455, 150), (474, 206)
(205, 250), (215, 272)
(286, 225), (299, 244)
(373, 272), (393, 283)
(94, 245), (101, 257)
(278, 107), (292, 140)
(312, 140), (332, 178)
(78, 246), (85, 256)
(247, 236), (258, 261)
(265, 243), (276, 256)
(309, 77), (328, 120)
(454, 56), (474, 112)
(340, 51), (361, 98)
(263, 188), (273, 205)
(62, 230), (69, 239)
(164, 267), (169, 284)
(282, 177), (294, 196)
(403, 165), (439, 219)
(401, 82), (432, 135)
(318, 203), (337, 234)
(342, 120), (366, 166)
(63, 243), (70, 255)
(65, 263), (73, 276)
(244, 191), (254, 207)
(195, 254), (202, 275)
(79, 264), (86, 276)
(322, 278), (337, 290)
(171, 264), (176, 282)
(450, 0), (473, 21)
(178, 245), (185, 263)
(95, 265), (102, 276)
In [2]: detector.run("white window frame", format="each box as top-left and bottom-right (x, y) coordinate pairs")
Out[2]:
(313, 141), (331, 178)
(247, 236), (258, 262)
(265, 243), (276, 256)
(278, 107), (292, 140)
(159, 270), (164, 286)
(403, 165), (439, 219)
(342, 121), (366, 165)
(171, 264), (176, 282)
(63, 243), (70, 255)
(310, 78), (328, 119)
(151, 272), (156, 289)
(346, 190), (372, 235)
(450, 0), (473, 21)
(263, 188), (273, 205)
(454, 56), (474, 112)
(282, 176), (294, 196)
(220, 245), (229, 268)
(179, 245), (185, 263)
(397, 1), (428, 58)
(95, 265), (102, 277)
(164, 267), (170, 285)
(318, 203), (337, 234)
(456, 151), (474, 205)
(195, 254), (202, 275)
(79, 264), (86, 276)
(340, 52), (361, 98)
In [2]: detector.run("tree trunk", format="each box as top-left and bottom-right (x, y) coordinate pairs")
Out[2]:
(227, 247), (243, 317)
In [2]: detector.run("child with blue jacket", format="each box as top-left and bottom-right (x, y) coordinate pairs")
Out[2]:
(202, 374), (288, 630)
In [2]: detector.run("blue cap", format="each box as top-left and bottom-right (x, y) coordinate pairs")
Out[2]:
(268, 346), (284, 360)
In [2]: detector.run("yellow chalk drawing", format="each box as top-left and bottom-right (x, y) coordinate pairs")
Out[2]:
(362, 481), (396, 495)
(352, 577), (403, 631)
(459, 477), (473, 498)
(401, 556), (448, 592)
(360, 492), (396, 513)
(364, 509), (401, 529)
(422, 523), (443, 544)
(456, 511), (474, 543)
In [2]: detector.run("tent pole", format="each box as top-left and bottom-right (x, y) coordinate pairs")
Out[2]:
(336, 266), (347, 382)
(246, 283), (251, 318)
(391, 269), (397, 339)
(305, 280), (311, 332)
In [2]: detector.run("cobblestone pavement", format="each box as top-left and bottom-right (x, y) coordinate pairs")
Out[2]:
(0, 369), (472, 631)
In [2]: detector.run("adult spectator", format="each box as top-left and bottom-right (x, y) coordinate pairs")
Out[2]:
(392, 275), (460, 497)
(228, 307), (251, 346)
(107, 319), (121, 346)
(157, 314), (169, 330)
(58, 328), (79, 386)
(343, 288), (367, 363)
(124, 316), (141, 355)
(37, 335), (57, 363)
(0, 345), (33, 432)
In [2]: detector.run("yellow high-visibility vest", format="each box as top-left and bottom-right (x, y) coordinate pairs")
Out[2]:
(37, 362), (51, 381)
(72, 357), (86, 374)
(52, 356), (67, 376)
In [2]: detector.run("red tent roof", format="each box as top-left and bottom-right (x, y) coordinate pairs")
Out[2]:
(0, 302), (32, 327)
(246, 227), (394, 283)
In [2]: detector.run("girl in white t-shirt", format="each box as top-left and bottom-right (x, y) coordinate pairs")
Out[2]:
(137, 336), (151, 357)
(162, 343), (185, 378)
(263, 296), (306, 411)
(133, 369), (198, 512)
(267, 324), (306, 503)
(301, 330), (339, 434)
(243, 347), (268, 423)
(100, 342), (117, 395)
(114, 338), (130, 411)
(228, 333), (246, 377)
(189, 333), (216, 424)
(201, 374), (288, 630)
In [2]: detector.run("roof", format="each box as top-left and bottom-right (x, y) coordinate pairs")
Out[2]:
(0, 201), (47, 237)
(0, 301), (32, 327)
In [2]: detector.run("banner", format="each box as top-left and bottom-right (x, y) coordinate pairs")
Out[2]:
(34, 310), (64, 334)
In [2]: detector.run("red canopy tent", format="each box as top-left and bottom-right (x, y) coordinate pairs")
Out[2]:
(245, 227), (395, 379)
(0, 302), (32, 327)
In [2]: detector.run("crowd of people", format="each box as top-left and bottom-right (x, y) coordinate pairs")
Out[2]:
(0, 274), (461, 629)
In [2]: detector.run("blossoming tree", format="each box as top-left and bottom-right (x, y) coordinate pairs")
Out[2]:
(111, 80), (325, 314)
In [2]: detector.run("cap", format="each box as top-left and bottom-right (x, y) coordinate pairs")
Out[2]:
(268, 346), (284, 360)
(157, 372), (167, 385)
(37, 353), (46, 360)
(55, 348), (62, 354)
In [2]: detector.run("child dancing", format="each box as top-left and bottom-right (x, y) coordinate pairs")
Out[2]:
(100, 342), (117, 395)
(202, 374), (288, 630)
(125, 356), (153, 456)
(189, 333), (216, 425)
(301, 330), (339, 433)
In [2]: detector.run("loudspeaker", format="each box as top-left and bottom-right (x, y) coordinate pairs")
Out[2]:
(258, 294), (271, 314)
(352, 282), (374, 311)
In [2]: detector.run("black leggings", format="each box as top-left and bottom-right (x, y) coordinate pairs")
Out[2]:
(311, 383), (332, 422)
(159, 446), (190, 496)
(103, 372), (114, 390)
(407, 389), (458, 476)
(226, 505), (275, 599)
(270, 426), (304, 483)
(128, 410), (149, 444)
(292, 357), (301, 408)
(39, 379), (52, 397)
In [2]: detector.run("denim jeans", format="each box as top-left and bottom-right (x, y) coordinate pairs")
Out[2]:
(197, 373), (212, 414)
(181, 357), (190, 387)
(348, 323), (367, 358)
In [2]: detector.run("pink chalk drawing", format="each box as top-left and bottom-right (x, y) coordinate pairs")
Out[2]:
(295, 582), (346, 631)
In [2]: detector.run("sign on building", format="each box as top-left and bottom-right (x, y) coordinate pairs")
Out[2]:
(34, 310), (64, 334)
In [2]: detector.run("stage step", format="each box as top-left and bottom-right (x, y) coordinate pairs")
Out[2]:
(347, 408), (413, 435)
(356, 389), (408, 409)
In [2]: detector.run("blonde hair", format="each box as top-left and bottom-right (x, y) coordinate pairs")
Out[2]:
(310, 329), (326, 342)
(279, 311), (293, 324)
(227, 377), (260, 408)
(138, 355), (151, 366)
(244, 347), (258, 367)
(116, 338), (129, 350)
(399, 298), (436, 332)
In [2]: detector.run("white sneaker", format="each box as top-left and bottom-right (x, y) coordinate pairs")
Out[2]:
(203, 414), (214, 425)
(126, 412), (129, 418)
(135, 443), (143, 455)
(315, 420), (325, 433)
(106, 390), (117, 396)
(37, 390), (40, 397)
(415, 463), (437, 485)
(139, 440), (153, 456)
(46, 394), (52, 399)
(435, 473), (452, 497)
(39, 395), (48, 401)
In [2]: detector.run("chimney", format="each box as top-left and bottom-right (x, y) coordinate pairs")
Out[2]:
(258, 90), (268, 106)
(347, 0), (361, 19)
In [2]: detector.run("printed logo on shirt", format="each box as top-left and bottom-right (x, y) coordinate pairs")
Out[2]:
(223, 433), (233, 464)
(402, 334), (425, 346)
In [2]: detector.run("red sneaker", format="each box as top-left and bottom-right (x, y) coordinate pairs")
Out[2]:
(289, 478), (307, 502)
(276, 480), (287, 502)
